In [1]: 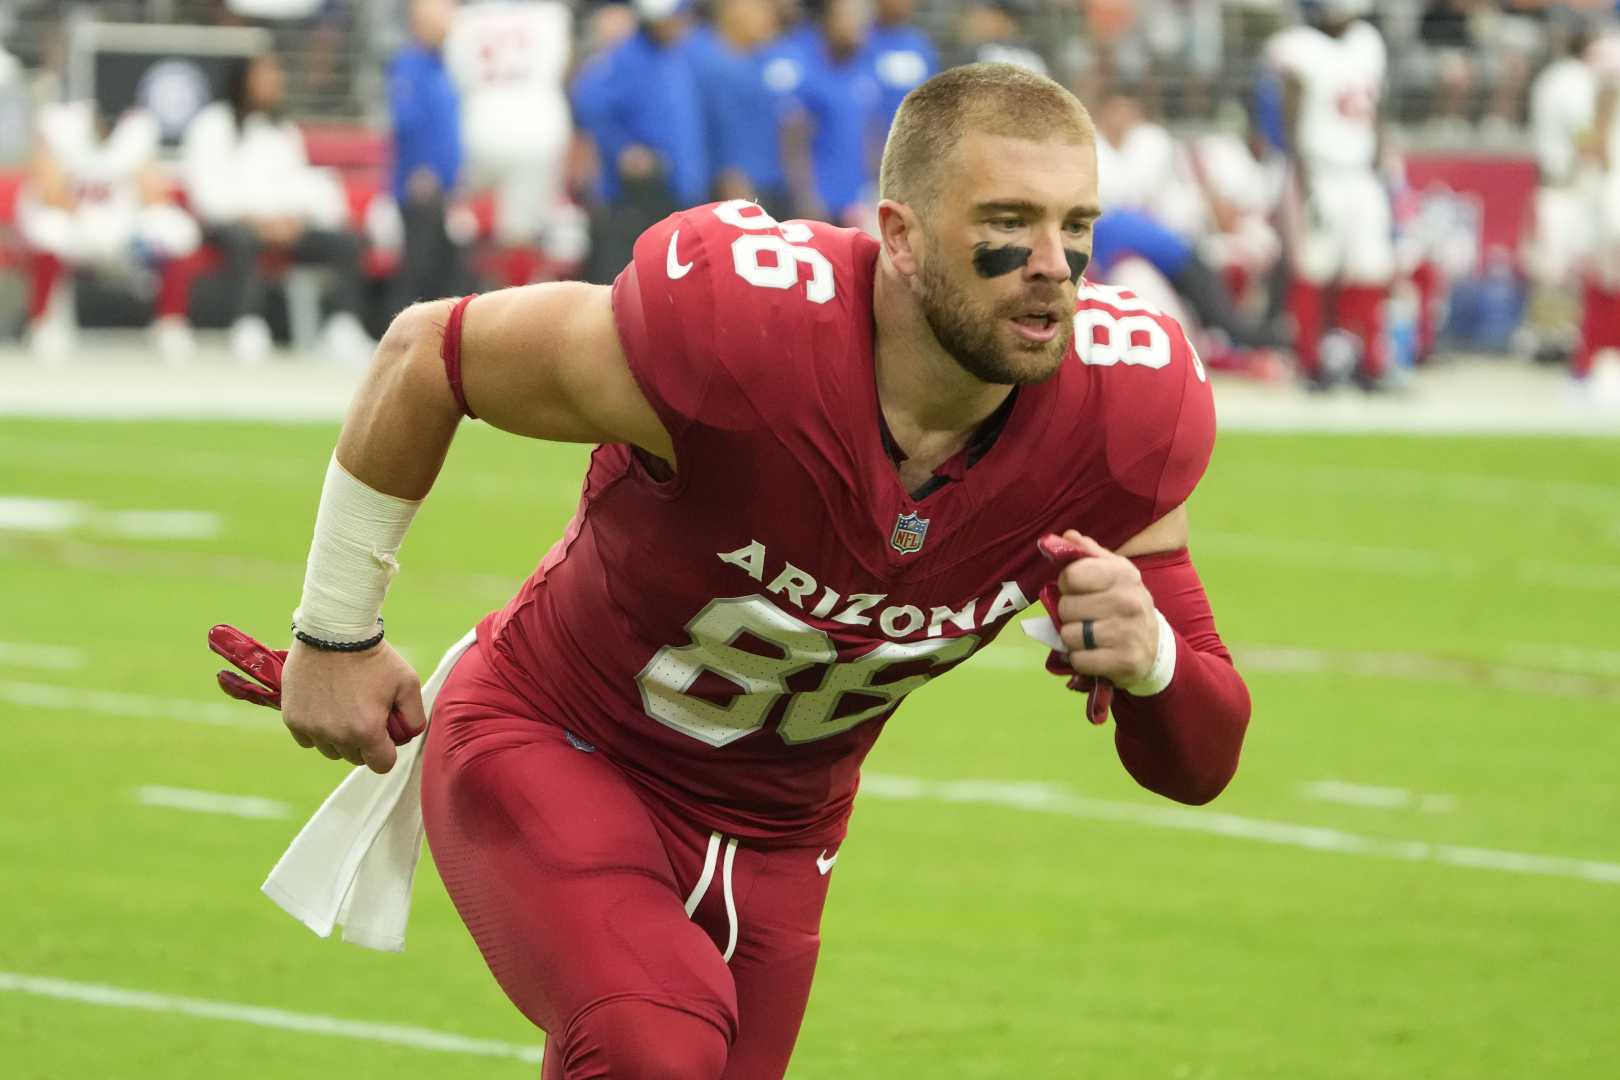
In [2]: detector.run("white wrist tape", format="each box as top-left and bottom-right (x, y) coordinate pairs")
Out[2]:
(292, 456), (422, 643)
(1119, 610), (1177, 697)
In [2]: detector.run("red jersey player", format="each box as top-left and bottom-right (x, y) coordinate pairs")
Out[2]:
(213, 64), (1251, 1078)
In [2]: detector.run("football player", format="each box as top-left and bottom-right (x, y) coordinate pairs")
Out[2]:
(215, 64), (1251, 1078)
(17, 100), (201, 364)
(1265, 0), (1393, 390)
(1578, 25), (1620, 389)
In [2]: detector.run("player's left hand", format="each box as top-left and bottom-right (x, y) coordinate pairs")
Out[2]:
(1044, 530), (1161, 687)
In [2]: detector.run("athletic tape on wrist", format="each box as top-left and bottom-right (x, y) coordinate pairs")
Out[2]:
(1119, 610), (1177, 697)
(292, 456), (421, 643)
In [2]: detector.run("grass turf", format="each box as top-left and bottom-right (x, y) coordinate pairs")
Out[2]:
(2, 419), (1617, 1078)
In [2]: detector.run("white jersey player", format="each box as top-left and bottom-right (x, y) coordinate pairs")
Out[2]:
(1528, 27), (1601, 296)
(17, 101), (202, 363)
(1265, 0), (1393, 389)
(444, 0), (580, 259)
(1573, 30), (1620, 385)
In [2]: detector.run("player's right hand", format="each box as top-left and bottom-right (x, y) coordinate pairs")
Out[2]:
(280, 639), (427, 774)
(209, 624), (425, 774)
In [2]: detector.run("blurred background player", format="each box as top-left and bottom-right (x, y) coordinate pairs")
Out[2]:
(180, 49), (372, 367)
(1523, 14), (1598, 367)
(782, 0), (880, 228)
(387, 0), (470, 309)
(1266, 0), (1394, 392)
(571, 0), (706, 280)
(867, 0), (936, 138)
(953, 0), (1047, 76)
(1092, 88), (1288, 359)
(688, 0), (794, 213)
(1578, 22), (1620, 396)
(445, 0), (581, 282)
(17, 97), (201, 365)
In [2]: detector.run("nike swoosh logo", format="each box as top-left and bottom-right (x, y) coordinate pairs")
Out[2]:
(666, 230), (693, 279)
(816, 850), (838, 875)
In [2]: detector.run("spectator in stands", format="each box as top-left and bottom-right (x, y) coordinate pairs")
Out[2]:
(571, 0), (707, 279)
(388, 0), (467, 307)
(867, 0), (936, 136)
(954, 0), (1048, 76)
(783, 0), (880, 227)
(16, 100), (202, 365)
(1414, 0), (1480, 139)
(446, 0), (580, 276)
(1480, 0), (1552, 139)
(180, 50), (373, 366)
(689, 0), (794, 212)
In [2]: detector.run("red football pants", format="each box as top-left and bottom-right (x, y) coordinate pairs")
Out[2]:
(421, 638), (832, 1079)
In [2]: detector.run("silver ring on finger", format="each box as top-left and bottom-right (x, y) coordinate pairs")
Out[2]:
(1081, 619), (1098, 651)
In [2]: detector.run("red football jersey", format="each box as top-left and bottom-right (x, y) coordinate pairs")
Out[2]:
(480, 200), (1215, 847)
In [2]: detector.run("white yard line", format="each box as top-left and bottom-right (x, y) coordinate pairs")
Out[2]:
(1299, 779), (1457, 814)
(0, 496), (87, 532)
(0, 680), (271, 732)
(858, 774), (1620, 885)
(99, 509), (224, 540)
(132, 785), (291, 820)
(1230, 462), (1619, 513)
(0, 972), (544, 1063)
(1509, 642), (1620, 678)
(0, 641), (87, 671)
(0, 497), (223, 541)
(0, 534), (520, 599)
(1196, 529), (1620, 593)
(967, 640), (1620, 702)
(1233, 644), (1620, 701)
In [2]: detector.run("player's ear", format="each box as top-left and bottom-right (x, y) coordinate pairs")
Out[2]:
(877, 199), (921, 279)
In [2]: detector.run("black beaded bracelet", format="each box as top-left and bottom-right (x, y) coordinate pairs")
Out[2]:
(291, 618), (385, 652)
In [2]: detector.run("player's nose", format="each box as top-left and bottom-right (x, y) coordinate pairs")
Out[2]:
(1024, 225), (1070, 282)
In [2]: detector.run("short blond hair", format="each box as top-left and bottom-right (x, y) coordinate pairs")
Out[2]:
(879, 63), (1095, 214)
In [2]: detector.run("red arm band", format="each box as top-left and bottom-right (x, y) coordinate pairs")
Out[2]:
(1110, 548), (1251, 805)
(441, 293), (479, 420)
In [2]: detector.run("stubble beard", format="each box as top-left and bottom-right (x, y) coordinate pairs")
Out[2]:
(916, 252), (1072, 386)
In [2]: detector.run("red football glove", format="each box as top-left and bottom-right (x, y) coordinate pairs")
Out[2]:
(1036, 534), (1114, 726)
(208, 623), (417, 746)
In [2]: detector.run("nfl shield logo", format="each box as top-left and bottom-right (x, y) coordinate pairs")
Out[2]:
(890, 511), (930, 554)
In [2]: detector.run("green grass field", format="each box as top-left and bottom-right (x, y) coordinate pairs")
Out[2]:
(3, 417), (1618, 1078)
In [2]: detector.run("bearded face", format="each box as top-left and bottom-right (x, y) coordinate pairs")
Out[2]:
(915, 229), (1074, 386)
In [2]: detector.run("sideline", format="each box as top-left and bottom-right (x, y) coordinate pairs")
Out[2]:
(4, 349), (1617, 435)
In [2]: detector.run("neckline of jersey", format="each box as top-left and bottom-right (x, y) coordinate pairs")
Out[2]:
(874, 387), (1021, 501)
(854, 241), (1047, 514)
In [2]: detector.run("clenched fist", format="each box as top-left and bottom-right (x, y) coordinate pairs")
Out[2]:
(209, 624), (425, 774)
(1045, 530), (1162, 688)
(280, 640), (427, 773)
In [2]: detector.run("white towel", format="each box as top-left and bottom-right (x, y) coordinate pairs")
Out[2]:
(260, 628), (477, 952)
(1021, 614), (1065, 652)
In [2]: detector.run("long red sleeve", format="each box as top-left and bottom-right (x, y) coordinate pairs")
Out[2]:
(1110, 548), (1250, 805)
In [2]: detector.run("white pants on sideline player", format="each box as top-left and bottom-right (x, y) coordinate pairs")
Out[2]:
(1286, 167), (1395, 286)
(462, 91), (571, 249)
(1528, 183), (1594, 289)
(16, 196), (201, 267)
